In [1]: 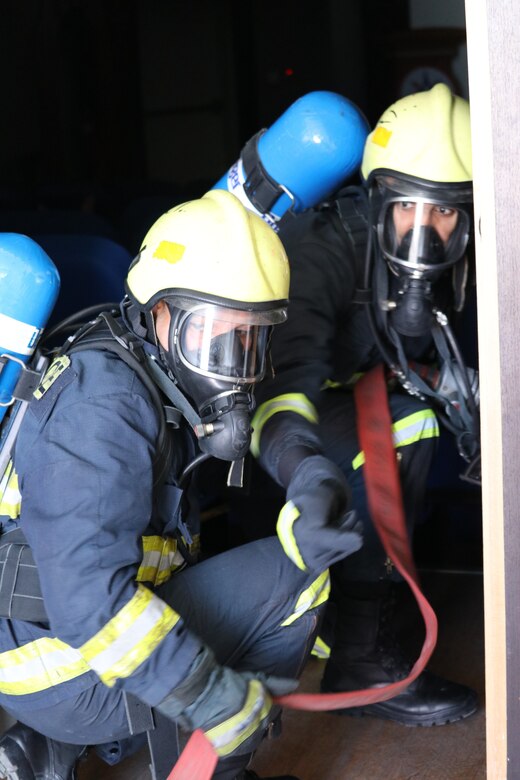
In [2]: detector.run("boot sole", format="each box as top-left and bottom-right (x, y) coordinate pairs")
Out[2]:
(335, 700), (479, 727)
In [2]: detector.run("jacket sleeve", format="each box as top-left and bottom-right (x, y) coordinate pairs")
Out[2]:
(16, 352), (203, 706)
(252, 210), (358, 488)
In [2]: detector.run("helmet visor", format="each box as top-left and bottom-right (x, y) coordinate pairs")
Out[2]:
(377, 196), (470, 275)
(172, 302), (277, 383)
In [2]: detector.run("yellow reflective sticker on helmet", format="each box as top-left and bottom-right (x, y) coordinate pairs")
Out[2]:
(153, 240), (186, 264)
(372, 126), (392, 148)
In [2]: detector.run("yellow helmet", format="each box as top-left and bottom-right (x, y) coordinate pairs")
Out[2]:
(126, 188), (289, 317)
(361, 83), (472, 199)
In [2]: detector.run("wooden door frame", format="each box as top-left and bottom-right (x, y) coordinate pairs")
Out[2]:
(465, 2), (520, 776)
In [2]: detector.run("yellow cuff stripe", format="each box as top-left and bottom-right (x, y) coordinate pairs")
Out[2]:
(0, 592), (180, 695)
(276, 501), (308, 572)
(205, 679), (271, 757)
(80, 584), (180, 687)
(251, 394), (318, 457)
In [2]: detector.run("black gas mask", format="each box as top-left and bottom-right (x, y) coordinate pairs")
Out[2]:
(376, 190), (471, 338)
(161, 298), (276, 462)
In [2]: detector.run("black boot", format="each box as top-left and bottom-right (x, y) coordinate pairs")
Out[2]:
(0, 722), (87, 779)
(320, 581), (478, 726)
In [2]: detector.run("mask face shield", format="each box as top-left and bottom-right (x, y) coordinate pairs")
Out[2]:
(158, 298), (287, 463)
(168, 298), (286, 385)
(377, 196), (470, 278)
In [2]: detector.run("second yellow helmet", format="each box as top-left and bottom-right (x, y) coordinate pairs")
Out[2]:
(361, 83), (472, 195)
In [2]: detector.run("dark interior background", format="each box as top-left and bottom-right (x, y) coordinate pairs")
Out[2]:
(0, 0), (480, 571)
(0, 0), (468, 247)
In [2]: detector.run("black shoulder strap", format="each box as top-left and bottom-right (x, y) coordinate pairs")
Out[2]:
(319, 186), (372, 305)
(241, 130), (287, 214)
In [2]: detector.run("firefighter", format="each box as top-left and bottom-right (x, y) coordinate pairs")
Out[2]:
(0, 190), (363, 779)
(244, 83), (479, 726)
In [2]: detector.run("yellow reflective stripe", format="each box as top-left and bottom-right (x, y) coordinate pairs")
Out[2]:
(276, 501), (307, 572)
(281, 570), (330, 627)
(322, 372), (364, 390)
(0, 637), (90, 695)
(0, 587), (181, 694)
(0, 461), (21, 520)
(251, 394), (318, 457)
(352, 409), (439, 470)
(392, 409), (440, 445)
(79, 584), (180, 687)
(205, 679), (271, 757)
(137, 535), (186, 586)
(311, 635), (331, 659)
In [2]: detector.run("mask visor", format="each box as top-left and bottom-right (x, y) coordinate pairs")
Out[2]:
(378, 197), (470, 275)
(173, 302), (278, 383)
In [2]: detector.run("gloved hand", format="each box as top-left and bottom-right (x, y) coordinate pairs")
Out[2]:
(277, 455), (363, 573)
(156, 646), (297, 758)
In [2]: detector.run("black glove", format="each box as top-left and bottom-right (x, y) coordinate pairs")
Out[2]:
(156, 646), (297, 758)
(277, 455), (363, 573)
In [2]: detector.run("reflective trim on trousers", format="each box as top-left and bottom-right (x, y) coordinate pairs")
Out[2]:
(352, 409), (439, 471)
(311, 635), (331, 659)
(281, 570), (330, 627)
